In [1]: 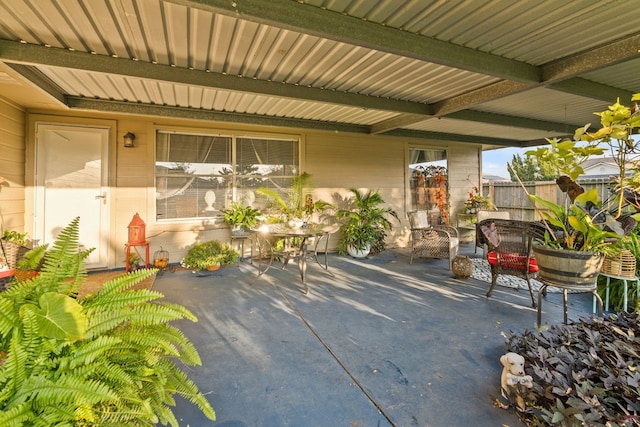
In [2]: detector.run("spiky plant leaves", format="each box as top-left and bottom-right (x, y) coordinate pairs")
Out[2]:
(0, 297), (16, 336)
(505, 312), (640, 425)
(0, 217), (216, 425)
(0, 403), (31, 427)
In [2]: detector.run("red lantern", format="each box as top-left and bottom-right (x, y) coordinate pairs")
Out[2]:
(128, 213), (146, 244)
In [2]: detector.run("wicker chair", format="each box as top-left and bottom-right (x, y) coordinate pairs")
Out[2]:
(478, 219), (546, 307)
(407, 211), (459, 269)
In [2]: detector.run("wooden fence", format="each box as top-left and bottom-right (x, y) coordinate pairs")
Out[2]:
(482, 178), (616, 221)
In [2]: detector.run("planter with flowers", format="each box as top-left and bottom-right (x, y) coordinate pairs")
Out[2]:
(463, 187), (492, 214)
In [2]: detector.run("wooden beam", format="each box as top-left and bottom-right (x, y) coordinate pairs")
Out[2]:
(0, 40), (430, 116)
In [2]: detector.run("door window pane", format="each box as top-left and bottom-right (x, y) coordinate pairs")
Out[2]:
(409, 148), (448, 224)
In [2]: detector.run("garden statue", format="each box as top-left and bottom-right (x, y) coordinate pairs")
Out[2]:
(500, 352), (533, 411)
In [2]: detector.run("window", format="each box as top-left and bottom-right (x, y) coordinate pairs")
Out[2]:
(408, 148), (448, 224)
(155, 130), (299, 221)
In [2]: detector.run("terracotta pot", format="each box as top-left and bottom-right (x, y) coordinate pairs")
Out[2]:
(206, 264), (221, 271)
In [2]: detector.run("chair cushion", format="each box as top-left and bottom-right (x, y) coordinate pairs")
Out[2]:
(487, 251), (538, 273)
(409, 211), (430, 229)
(450, 237), (459, 248)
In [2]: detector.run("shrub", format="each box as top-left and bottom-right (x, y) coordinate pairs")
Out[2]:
(0, 217), (215, 426)
(182, 240), (239, 270)
(504, 312), (640, 426)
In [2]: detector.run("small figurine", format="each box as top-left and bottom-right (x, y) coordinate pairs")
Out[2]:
(500, 352), (533, 410)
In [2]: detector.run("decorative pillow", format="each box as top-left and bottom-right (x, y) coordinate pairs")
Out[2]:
(481, 223), (501, 247)
(487, 251), (539, 273)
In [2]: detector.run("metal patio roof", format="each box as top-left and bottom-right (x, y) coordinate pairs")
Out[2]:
(0, 0), (639, 149)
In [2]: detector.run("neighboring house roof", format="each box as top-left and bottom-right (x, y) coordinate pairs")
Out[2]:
(580, 157), (635, 177)
(581, 157), (617, 170)
(0, 1), (639, 150)
(482, 175), (510, 183)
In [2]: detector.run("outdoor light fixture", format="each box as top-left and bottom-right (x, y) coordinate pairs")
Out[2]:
(123, 132), (136, 148)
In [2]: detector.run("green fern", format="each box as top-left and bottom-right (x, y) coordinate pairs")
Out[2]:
(0, 217), (216, 425)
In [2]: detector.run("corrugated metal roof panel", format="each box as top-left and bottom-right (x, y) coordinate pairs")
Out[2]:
(581, 59), (640, 94)
(302, 0), (638, 64)
(473, 88), (610, 127)
(1, 0), (637, 146)
(0, 0), (498, 106)
(404, 117), (562, 141)
(42, 66), (396, 124)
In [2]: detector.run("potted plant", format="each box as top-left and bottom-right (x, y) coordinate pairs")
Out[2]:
(1, 230), (31, 270)
(336, 188), (399, 258)
(125, 251), (143, 270)
(223, 202), (261, 234)
(519, 95), (640, 289)
(182, 240), (240, 271)
(464, 186), (492, 214)
(256, 172), (333, 226)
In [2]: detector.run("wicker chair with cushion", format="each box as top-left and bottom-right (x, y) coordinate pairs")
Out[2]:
(407, 211), (459, 269)
(478, 219), (546, 307)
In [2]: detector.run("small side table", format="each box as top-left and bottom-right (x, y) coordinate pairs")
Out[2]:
(538, 280), (603, 325)
(230, 233), (253, 265)
(125, 241), (150, 272)
(597, 273), (640, 312)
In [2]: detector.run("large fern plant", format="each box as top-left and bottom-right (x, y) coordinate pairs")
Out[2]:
(0, 217), (215, 426)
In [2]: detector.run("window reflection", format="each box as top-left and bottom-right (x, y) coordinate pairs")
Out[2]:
(409, 148), (449, 225)
(155, 131), (299, 221)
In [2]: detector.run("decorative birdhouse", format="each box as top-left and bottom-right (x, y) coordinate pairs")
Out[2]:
(128, 213), (146, 244)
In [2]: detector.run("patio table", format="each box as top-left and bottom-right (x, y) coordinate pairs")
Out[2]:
(254, 224), (327, 294)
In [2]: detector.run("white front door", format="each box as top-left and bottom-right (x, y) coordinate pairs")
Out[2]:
(35, 124), (110, 269)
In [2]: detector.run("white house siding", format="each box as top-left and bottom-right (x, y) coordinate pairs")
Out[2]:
(21, 110), (482, 268)
(0, 96), (26, 233)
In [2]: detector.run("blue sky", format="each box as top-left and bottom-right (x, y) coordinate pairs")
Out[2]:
(482, 147), (530, 179)
(482, 136), (639, 179)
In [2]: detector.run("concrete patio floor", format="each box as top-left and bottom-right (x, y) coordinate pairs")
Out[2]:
(152, 243), (597, 427)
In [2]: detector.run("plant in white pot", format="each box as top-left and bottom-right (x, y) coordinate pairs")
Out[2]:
(520, 95), (640, 289)
(255, 172), (333, 226)
(336, 188), (399, 258)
